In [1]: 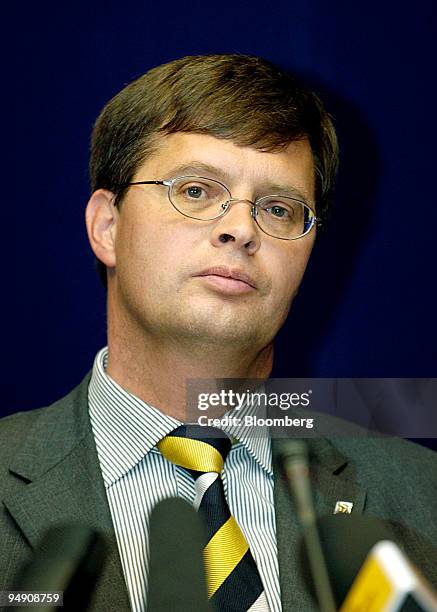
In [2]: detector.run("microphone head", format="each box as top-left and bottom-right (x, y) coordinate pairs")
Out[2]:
(302, 514), (395, 605)
(322, 514), (392, 603)
(276, 439), (309, 462)
(12, 524), (107, 610)
(147, 497), (210, 612)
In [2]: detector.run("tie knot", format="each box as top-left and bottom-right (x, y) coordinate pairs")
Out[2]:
(158, 424), (232, 474)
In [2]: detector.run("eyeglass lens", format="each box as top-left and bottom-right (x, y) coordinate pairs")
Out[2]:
(168, 176), (314, 239)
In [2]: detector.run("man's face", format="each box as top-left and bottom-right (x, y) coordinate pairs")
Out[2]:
(110, 133), (316, 350)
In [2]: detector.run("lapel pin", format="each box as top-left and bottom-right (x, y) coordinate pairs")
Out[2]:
(334, 501), (354, 514)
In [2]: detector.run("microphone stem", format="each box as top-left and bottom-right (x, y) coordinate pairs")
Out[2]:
(282, 444), (337, 612)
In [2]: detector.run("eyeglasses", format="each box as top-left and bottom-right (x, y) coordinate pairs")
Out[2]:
(124, 175), (318, 240)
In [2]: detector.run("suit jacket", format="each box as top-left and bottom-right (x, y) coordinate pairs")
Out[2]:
(1, 373), (437, 610)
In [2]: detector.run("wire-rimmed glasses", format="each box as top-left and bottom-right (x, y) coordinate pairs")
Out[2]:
(125, 175), (318, 240)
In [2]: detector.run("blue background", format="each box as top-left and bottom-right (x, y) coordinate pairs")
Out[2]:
(8, 2), (436, 445)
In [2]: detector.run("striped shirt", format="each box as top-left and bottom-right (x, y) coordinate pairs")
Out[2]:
(88, 347), (281, 611)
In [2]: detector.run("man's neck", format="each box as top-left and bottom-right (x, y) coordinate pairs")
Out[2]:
(106, 321), (273, 422)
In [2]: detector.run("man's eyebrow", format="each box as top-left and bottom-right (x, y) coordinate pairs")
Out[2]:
(260, 182), (310, 203)
(162, 161), (310, 203)
(163, 162), (229, 182)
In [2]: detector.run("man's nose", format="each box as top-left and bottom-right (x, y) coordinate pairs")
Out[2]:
(209, 200), (261, 255)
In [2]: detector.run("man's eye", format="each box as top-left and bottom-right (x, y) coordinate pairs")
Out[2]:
(267, 205), (289, 218)
(185, 185), (205, 199)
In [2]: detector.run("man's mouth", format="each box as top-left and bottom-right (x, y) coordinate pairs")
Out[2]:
(193, 266), (258, 294)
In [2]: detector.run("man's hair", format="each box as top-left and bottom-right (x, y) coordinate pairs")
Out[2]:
(89, 54), (338, 288)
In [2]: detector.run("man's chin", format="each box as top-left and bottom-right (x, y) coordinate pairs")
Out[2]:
(179, 316), (271, 350)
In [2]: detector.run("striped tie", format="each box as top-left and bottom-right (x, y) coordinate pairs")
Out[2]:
(158, 424), (269, 611)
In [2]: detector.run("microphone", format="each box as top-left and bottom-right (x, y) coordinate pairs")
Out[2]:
(314, 515), (437, 611)
(9, 524), (107, 611)
(147, 497), (211, 612)
(276, 439), (337, 612)
(341, 539), (437, 611)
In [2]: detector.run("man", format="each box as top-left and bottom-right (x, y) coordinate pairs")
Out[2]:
(2, 54), (437, 611)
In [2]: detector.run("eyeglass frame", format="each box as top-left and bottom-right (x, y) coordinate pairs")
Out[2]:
(120, 175), (320, 240)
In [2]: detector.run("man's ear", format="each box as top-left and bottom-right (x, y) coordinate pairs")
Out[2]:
(85, 189), (119, 269)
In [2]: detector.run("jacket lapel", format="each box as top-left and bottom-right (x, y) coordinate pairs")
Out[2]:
(272, 437), (367, 611)
(4, 374), (131, 611)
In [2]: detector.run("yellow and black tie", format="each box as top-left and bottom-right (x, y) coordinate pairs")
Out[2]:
(158, 424), (269, 611)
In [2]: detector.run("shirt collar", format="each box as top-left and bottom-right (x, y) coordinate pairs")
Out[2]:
(88, 347), (273, 486)
(88, 347), (181, 487)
